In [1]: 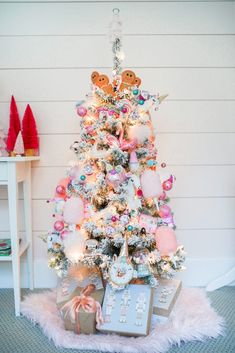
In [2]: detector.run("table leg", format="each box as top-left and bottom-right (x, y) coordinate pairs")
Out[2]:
(23, 163), (34, 290)
(7, 163), (21, 316)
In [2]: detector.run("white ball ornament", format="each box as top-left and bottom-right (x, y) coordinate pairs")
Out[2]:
(63, 230), (86, 263)
(128, 124), (151, 144)
(140, 170), (163, 198)
(63, 196), (84, 224)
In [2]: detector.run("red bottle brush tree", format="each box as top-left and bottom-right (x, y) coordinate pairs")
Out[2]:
(6, 96), (21, 155)
(22, 104), (39, 156)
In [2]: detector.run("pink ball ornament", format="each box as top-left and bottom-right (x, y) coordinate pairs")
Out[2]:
(140, 170), (163, 198)
(155, 226), (178, 256)
(63, 196), (84, 224)
(111, 216), (117, 222)
(54, 220), (64, 232)
(77, 106), (87, 117)
(163, 180), (173, 191)
(55, 185), (65, 195)
(158, 205), (171, 218)
(159, 191), (167, 201)
(54, 177), (70, 198)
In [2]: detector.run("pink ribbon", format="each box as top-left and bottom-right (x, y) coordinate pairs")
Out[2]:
(61, 294), (103, 333)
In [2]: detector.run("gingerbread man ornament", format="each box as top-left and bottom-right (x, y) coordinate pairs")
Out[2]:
(91, 71), (114, 96)
(120, 70), (141, 91)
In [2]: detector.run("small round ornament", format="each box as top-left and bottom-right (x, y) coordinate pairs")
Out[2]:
(122, 107), (128, 114)
(163, 180), (173, 191)
(55, 185), (65, 195)
(155, 226), (178, 256)
(120, 214), (129, 226)
(77, 106), (87, 117)
(133, 89), (139, 95)
(127, 225), (133, 231)
(80, 175), (86, 181)
(138, 99), (145, 105)
(54, 177), (70, 198)
(54, 220), (64, 232)
(111, 216), (117, 222)
(84, 164), (93, 176)
(159, 191), (167, 201)
(161, 162), (166, 168)
(158, 204), (171, 218)
(136, 188), (143, 197)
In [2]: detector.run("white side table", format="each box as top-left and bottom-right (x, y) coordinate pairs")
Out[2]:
(0, 156), (39, 316)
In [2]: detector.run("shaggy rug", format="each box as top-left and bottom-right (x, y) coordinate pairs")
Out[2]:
(21, 288), (224, 353)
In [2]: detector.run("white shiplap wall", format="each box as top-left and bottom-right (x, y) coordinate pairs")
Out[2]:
(0, 0), (235, 288)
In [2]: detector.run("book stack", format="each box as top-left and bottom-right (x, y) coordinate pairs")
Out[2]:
(0, 239), (11, 256)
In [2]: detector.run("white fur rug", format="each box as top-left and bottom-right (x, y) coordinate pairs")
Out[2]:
(21, 288), (224, 353)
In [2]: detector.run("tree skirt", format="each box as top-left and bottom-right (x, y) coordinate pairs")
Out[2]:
(21, 288), (224, 353)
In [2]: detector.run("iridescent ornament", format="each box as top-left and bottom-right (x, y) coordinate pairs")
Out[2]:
(162, 180), (173, 191)
(84, 164), (93, 175)
(54, 220), (64, 232)
(77, 106), (87, 117)
(119, 214), (129, 226)
(106, 226), (115, 236)
(55, 185), (65, 195)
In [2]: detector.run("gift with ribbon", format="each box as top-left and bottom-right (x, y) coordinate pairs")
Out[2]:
(57, 264), (104, 334)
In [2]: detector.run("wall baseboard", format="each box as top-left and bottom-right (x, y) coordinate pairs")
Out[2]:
(0, 257), (234, 289)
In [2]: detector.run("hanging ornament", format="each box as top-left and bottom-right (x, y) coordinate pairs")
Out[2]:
(63, 196), (84, 224)
(108, 235), (134, 289)
(132, 249), (152, 278)
(54, 220), (64, 232)
(140, 170), (163, 202)
(127, 124), (151, 144)
(54, 177), (70, 199)
(63, 230), (86, 263)
(106, 166), (126, 188)
(163, 180), (173, 191)
(77, 106), (87, 117)
(129, 150), (139, 172)
(155, 226), (178, 256)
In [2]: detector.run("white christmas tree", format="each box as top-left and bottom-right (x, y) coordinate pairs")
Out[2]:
(13, 131), (24, 156)
(0, 125), (8, 157)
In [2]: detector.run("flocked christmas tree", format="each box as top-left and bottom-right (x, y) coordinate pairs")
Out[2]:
(46, 11), (185, 288)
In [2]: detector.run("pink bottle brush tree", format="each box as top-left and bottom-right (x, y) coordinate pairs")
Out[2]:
(6, 96), (21, 156)
(22, 104), (39, 156)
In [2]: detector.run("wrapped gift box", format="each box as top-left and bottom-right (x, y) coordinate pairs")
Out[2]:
(99, 284), (154, 337)
(153, 279), (182, 317)
(57, 265), (104, 335)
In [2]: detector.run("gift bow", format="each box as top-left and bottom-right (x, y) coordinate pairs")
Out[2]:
(61, 294), (103, 333)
